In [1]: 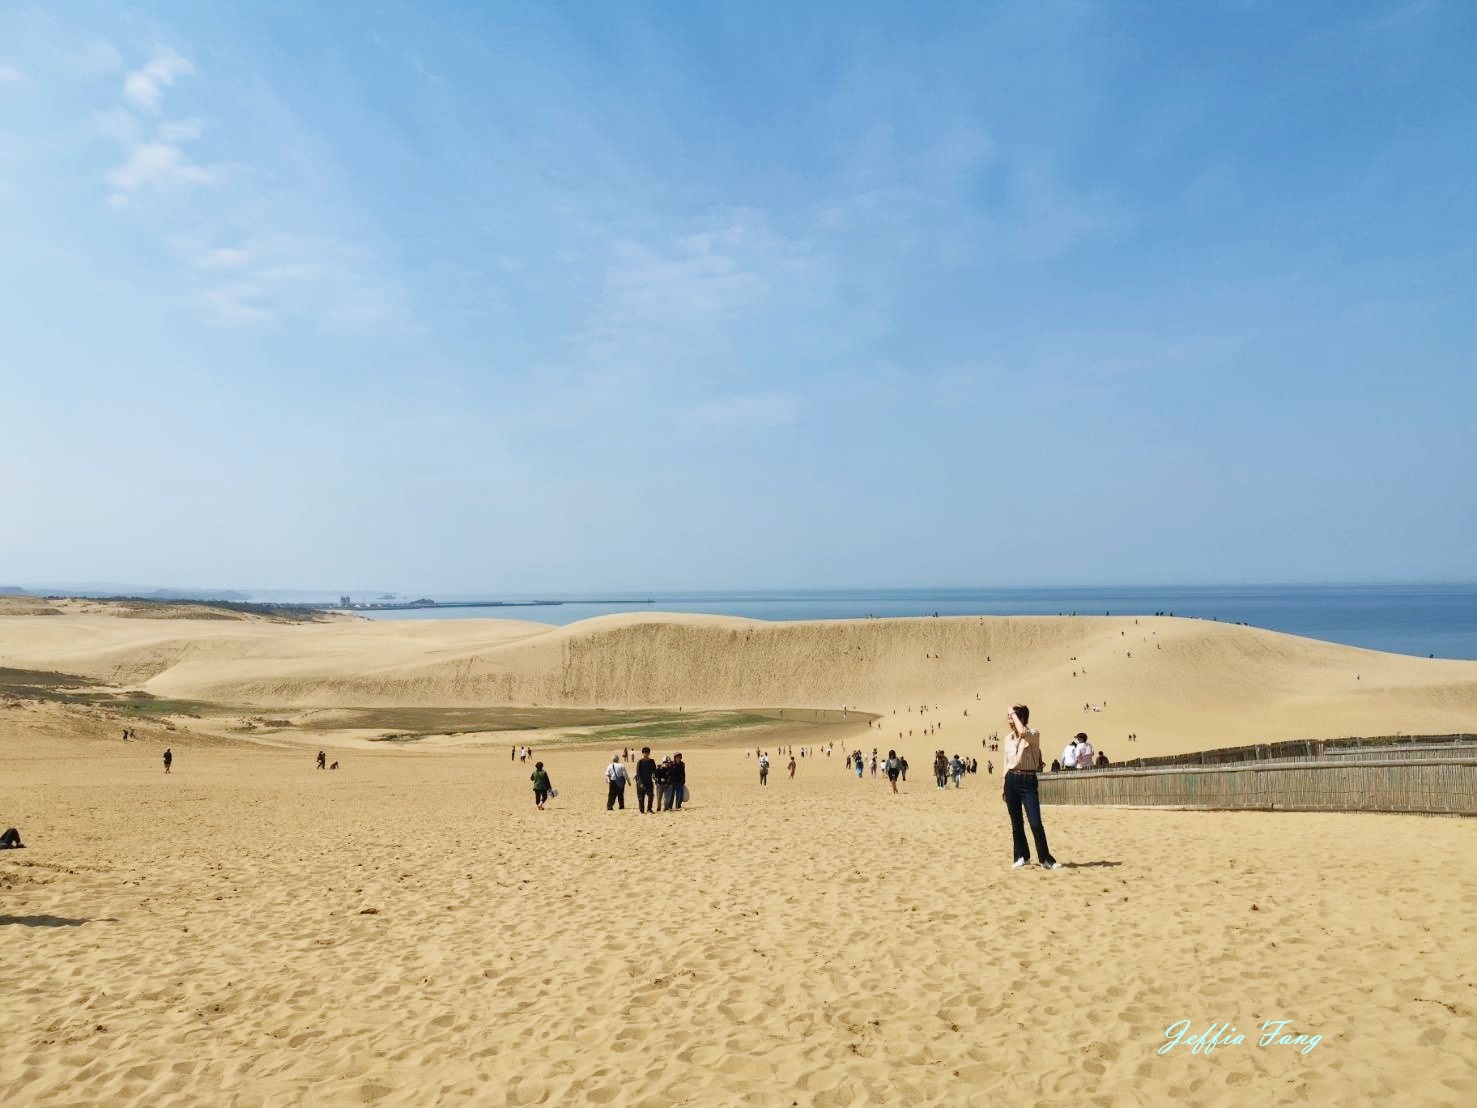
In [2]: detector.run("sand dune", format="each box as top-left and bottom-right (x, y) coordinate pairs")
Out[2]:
(3, 601), (1475, 755)
(3, 600), (1476, 1104)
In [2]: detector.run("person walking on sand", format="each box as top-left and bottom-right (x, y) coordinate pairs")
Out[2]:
(668, 753), (687, 811)
(530, 761), (552, 810)
(1003, 705), (1060, 870)
(605, 754), (629, 810)
(163, 748), (172, 774)
(885, 749), (902, 794)
(316, 749), (326, 770)
(933, 750), (948, 790)
(758, 751), (770, 785)
(654, 757), (672, 811)
(635, 746), (657, 814)
(787, 754), (797, 779)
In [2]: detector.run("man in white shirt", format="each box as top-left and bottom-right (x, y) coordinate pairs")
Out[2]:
(1061, 739), (1078, 771)
(605, 754), (629, 810)
(1074, 733), (1094, 770)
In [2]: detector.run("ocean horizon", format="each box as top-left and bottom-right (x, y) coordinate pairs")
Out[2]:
(316, 584), (1477, 661)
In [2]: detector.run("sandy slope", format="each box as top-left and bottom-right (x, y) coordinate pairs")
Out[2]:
(3, 725), (1474, 1107)
(3, 601), (1476, 755)
(4, 604), (1477, 1104)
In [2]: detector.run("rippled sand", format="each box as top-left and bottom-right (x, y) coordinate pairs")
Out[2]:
(5, 735), (1474, 1106)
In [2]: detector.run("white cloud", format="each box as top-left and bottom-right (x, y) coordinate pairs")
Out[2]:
(122, 48), (194, 114)
(156, 118), (203, 143)
(106, 140), (213, 192)
(193, 233), (398, 330)
(196, 247), (252, 270)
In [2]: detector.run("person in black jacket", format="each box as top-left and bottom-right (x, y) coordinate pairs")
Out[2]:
(668, 752), (687, 811)
(654, 757), (672, 812)
(635, 746), (657, 814)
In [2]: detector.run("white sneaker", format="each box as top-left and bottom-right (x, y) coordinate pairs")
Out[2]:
(1042, 861), (1062, 870)
(1012, 858), (1028, 869)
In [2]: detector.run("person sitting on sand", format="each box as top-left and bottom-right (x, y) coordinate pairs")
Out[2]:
(530, 762), (552, 810)
(1075, 733), (1094, 770)
(1, 827), (23, 849)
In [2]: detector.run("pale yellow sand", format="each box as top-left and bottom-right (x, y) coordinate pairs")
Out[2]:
(4, 728), (1475, 1106)
(3, 601), (1476, 1104)
(4, 599), (1477, 753)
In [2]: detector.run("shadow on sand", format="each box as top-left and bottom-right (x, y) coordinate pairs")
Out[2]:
(0, 915), (96, 928)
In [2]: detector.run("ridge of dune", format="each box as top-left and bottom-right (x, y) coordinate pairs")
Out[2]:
(3, 606), (1474, 752)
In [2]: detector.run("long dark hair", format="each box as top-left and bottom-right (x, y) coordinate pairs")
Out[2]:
(1012, 704), (1030, 725)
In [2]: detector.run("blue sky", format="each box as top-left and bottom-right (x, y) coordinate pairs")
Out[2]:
(2, 1), (1474, 593)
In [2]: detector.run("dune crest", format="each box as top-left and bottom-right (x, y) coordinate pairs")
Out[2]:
(2, 604), (1474, 751)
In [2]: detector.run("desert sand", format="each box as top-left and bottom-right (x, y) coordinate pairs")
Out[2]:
(3, 599), (1476, 1105)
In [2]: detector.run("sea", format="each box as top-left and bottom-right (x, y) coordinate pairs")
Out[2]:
(315, 584), (1477, 661)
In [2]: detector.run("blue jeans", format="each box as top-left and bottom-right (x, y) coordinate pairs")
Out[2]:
(1003, 770), (1055, 864)
(667, 783), (683, 810)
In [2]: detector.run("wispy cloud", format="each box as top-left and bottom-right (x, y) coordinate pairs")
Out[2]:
(106, 137), (213, 196)
(91, 44), (400, 331)
(121, 47), (193, 113)
(190, 233), (398, 331)
(0, 62), (28, 87)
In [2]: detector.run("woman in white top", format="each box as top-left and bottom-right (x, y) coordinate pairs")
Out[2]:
(1003, 705), (1061, 870)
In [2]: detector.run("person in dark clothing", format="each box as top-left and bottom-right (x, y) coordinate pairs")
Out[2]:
(635, 746), (657, 813)
(530, 761), (552, 809)
(316, 750), (326, 770)
(0, 827), (23, 849)
(163, 748), (172, 774)
(668, 753), (687, 810)
(884, 749), (902, 794)
(933, 750), (948, 790)
(654, 758), (672, 812)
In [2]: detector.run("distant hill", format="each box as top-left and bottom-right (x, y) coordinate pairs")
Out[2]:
(143, 588), (254, 602)
(0, 586), (24, 594)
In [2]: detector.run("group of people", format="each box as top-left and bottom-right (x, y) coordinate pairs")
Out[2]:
(932, 750), (982, 788)
(511, 745), (537, 763)
(754, 751), (799, 784)
(1052, 732), (1108, 771)
(599, 749), (687, 813)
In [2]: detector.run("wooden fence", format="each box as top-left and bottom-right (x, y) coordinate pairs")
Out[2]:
(1113, 733), (1477, 769)
(1039, 752), (1477, 816)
